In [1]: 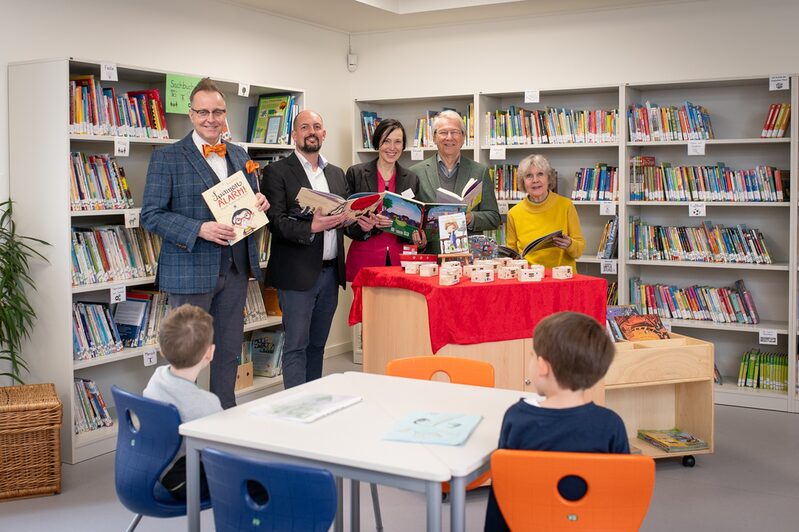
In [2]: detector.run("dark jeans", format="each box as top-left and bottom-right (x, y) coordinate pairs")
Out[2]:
(278, 266), (339, 389)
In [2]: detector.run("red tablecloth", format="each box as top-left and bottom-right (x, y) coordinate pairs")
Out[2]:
(349, 266), (607, 353)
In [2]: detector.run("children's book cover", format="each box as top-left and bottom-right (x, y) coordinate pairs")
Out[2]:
(201, 171), (268, 244)
(637, 428), (708, 452)
(295, 188), (382, 226)
(438, 212), (468, 254)
(614, 313), (670, 341)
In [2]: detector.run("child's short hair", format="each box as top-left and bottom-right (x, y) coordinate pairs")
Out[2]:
(159, 305), (214, 369)
(533, 311), (614, 391)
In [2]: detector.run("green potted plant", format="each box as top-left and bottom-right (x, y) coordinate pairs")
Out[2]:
(0, 199), (49, 384)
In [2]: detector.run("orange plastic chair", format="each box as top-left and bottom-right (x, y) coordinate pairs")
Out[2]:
(491, 449), (655, 531)
(386, 356), (495, 492)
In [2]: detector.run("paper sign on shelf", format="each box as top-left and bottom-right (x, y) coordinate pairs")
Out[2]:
(114, 137), (130, 157)
(769, 75), (789, 91)
(410, 148), (424, 161)
(687, 140), (705, 156)
(489, 146), (506, 160)
(600, 259), (617, 275)
(143, 349), (158, 367)
(599, 202), (616, 216)
(524, 89), (540, 104)
(110, 285), (126, 304)
(124, 210), (140, 228)
(758, 329), (778, 345)
(238, 83), (250, 97)
(100, 63), (118, 82)
(688, 202), (706, 217)
(165, 73), (202, 115)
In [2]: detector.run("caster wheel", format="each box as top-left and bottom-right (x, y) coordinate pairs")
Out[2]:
(682, 455), (695, 467)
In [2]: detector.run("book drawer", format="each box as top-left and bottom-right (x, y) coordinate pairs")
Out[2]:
(606, 334), (713, 387)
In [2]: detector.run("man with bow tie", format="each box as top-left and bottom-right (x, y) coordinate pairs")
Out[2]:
(141, 78), (269, 408)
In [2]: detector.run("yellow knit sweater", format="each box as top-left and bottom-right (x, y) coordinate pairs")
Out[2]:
(506, 193), (585, 270)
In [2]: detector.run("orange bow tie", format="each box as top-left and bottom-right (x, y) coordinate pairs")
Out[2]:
(202, 143), (227, 158)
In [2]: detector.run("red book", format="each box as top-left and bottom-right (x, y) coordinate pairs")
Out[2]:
(761, 103), (779, 138)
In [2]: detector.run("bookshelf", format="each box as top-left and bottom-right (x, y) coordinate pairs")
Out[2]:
(8, 57), (302, 463)
(354, 76), (798, 413)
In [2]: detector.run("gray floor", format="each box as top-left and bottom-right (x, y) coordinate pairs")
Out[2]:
(3, 353), (799, 531)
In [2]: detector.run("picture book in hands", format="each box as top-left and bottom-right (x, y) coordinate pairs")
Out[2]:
(201, 171), (268, 245)
(295, 187), (382, 226)
(380, 191), (466, 241)
(434, 178), (483, 213)
(496, 230), (563, 260)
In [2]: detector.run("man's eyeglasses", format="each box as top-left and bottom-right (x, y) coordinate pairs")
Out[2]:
(436, 129), (464, 138)
(191, 108), (227, 118)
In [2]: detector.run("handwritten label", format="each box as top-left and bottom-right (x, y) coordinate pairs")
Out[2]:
(237, 83), (250, 97)
(769, 75), (789, 91)
(524, 89), (540, 104)
(758, 329), (778, 345)
(599, 202), (616, 216)
(143, 349), (158, 367)
(498, 201), (509, 215)
(400, 188), (415, 199)
(114, 137), (130, 157)
(687, 140), (705, 156)
(410, 148), (424, 161)
(688, 202), (706, 217)
(489, 146), (506, 160)
(124, 210), (140, 228)
(165, 73), (202, 115)
(110, 285), (126, 304)
(600, 259), (617, 275)
(100, 62), (118, 82)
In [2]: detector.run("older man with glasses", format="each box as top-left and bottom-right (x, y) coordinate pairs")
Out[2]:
(141, 77), (269, 409)
(410, 110), (500, 254)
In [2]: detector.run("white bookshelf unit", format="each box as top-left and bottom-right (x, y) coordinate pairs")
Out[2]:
(8, 58), (301, 463)
(354, 76), (798, 413)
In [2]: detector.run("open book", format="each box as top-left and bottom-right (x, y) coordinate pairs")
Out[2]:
(295, 188), (382, 226)
(498, 230), (563, 259)
(384, 411), (482, 446)
(381, 191), (466, 242)
(201, 171), (268, 245)
(435, 178), (482, 212)
(249, 392), (362, 423)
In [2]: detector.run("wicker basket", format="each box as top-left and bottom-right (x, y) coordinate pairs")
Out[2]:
(0, 383), (62, 500)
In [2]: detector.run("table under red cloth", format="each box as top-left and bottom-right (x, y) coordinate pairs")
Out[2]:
(349, 266), (607, 353)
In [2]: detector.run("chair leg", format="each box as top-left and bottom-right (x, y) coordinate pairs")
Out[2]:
(369, 483), (384, 531)
(125, 513), (142, 532)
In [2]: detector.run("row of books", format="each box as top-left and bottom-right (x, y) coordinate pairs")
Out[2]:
(73, 378), (113, 434)
(629, 156), (786, 202)
(571, 164), (618, 201)
(113, 290), (169, 348)
(72, 226), (160, 286)
(489, 164), (523, 200)
(736, 349), (788, 391)
(628, 218), (773, 264)
(69, 75), (169, 138)
(241, 330), (285, 378)
(627, 101), (714, 142)
(596, 215), (619, 259)
(359, 111), (381, 149)
(413, 105), (475, 148)
(629, 277), (760, 325)
(248, 94), (298, 145)
(73, 302), (123, 360)
(259, 228), (272, 263)
(760, 103), (791, 138)
(70, 152), (134, 211)
(482, 106), (619, 145)
(243, 280), (269, 324)
(606, 281), (618, 306)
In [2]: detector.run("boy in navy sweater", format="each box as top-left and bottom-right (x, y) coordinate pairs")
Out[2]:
(484, 311), (629, 531)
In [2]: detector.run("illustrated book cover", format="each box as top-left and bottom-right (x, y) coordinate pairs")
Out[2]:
(201, 171), (268, 245)
(295, 188), (382, 226)
(637, 428), (708, 452)
(614, 313), (671, 341)
(250, 329), (285, 377)
(438, 212), (469, 254)
(249, 393), (362, 423)
(384, 411), (483, 446)
(381, 191), (466, 241)
(521, 230), (563, 257)
(606, 304), (640, 341)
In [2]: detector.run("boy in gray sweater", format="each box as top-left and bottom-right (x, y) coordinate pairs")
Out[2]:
(144, 304), (221, 499)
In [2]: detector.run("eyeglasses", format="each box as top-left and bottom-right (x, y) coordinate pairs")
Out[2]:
(191, 108), (227, 118)
(436, 129), (464, 138)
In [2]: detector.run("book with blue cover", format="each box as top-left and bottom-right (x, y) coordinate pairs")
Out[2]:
(384, 411), (482, 446)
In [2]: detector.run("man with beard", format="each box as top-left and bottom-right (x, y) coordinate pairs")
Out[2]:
(260, 110), (353, 388)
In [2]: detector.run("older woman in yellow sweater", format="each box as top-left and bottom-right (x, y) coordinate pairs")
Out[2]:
(507, 154), (585, 269)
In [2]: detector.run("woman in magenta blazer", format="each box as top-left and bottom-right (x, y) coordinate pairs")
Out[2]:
(345, 119), (422, 282)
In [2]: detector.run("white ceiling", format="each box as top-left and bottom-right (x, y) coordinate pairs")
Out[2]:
(224, 0), (687, 33)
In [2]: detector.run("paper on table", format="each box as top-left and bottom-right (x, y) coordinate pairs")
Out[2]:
(249, 393), (362, 423)
(384, 411), (482, 446)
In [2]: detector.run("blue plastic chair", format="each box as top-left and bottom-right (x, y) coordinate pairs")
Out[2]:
(202, 447), (337, 532)
(111, 385), (212, 532)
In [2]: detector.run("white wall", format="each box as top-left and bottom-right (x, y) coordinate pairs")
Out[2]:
(348, 0), (799, 98)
